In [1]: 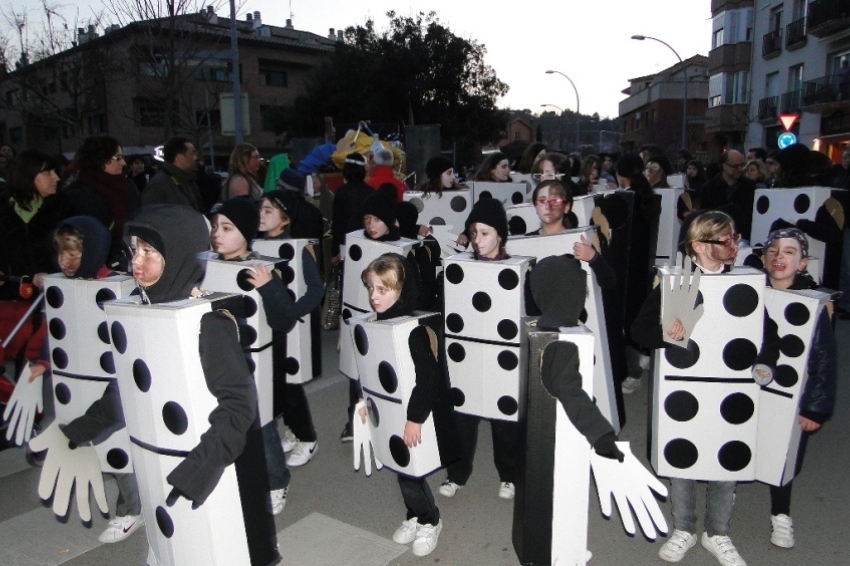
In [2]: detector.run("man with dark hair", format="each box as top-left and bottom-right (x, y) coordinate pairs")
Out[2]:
(697, 149), (757, 240)
(747, 147), (767, 162)
(141, 137), (203, 212)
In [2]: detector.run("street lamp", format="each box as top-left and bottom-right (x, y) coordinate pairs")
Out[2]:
(631, 34), (688, 152)
(540, 103), (563, 113)
(545, 70), (580, 152)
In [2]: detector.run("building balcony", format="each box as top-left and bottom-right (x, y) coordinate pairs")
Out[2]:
(757, 96), (779, 121)
(821, 111), (850, 136)
(762, 29), (782, 59)
(780, 89), (803, 113)
(802, 74), (850, 112)
(807, 0), (850, 38)
(785, 18), (807, 50)
(705, 103), (749, 134)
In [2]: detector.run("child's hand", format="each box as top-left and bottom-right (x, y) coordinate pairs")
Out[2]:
(573, 235), (597, 262)
(455, 234), (469, 247)
(357, 400), (367, 424)
(32, 273), (46, 288)
(798, 416), (821, 432)
(403, 421), (422, 447)
(246, 264), (273, 288)
(418, 225), (432, 237)
(28, 364), (46, 383)
(666, 318), (686, 341)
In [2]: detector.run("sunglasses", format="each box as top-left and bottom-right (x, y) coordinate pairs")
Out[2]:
(532, 173), (565, 181)
(535, 197), (566, 207)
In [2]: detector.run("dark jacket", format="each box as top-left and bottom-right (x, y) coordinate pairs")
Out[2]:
(141, 163), (204, 213)
(697, 173), (756, 240)
(331, 180), (374, 255)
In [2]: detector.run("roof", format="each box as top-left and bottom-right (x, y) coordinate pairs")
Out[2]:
(625, 54), (708, 84)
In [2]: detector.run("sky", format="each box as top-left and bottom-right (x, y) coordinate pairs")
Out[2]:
(5, 0), (712, 119)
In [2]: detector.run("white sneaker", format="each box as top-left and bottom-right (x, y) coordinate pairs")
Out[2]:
(270, 487), (288, 515)
(99, 514), (144, 543)
(438, 480), (462, 498)
(621, 376), (642, 395)
(701, 532), (747, 566)
(411, 520), (442, 557)
(770, 514), (794, 548)
(659, 529), (697, 562)
(392, 517), (418, 544)
(281, 428), (298, 453)
(286, 441), (318, 467)
(498, 482), (515, 500)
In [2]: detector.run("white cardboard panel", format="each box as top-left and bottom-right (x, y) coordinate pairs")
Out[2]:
(403, 189), (472, 231)
(468, 181), (529, 208)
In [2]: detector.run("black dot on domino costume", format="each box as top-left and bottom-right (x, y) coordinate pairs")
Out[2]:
(52, 348), (69, 369)
(156, 506), (175, 538)
(342, 308), (352, 321)
(97, 321), (110, 344)
(472, 292), (491, 312)
(354, 324), (369, 355)
(410, 198), (425, 213)
(378, 361), (398, 393)
(450, 196), (467, 212)
(720, 393), (755, 424)
(498, 269), (519, 290)
(111, 322), (128, 354)
(497, 350), (518, 371)
(497, 319), (518, 340)
(664, 438), (699, 469)
(579, 309), (588, 324)
(774, 364), (799, 388)
(445, 264), (464, 285)
(162, 401), (189, 435)
(279, 265), (295, 285)
(95, 288), (116, 310)
(722, 284), (759, 317)
(722, 338), (757, 371)
(779, 334), (805, 358)
(238, 324), (257, 347)
(664, 390), (699, 422)
(285, 357), (300, 375)
(447, 342), (465, 362)
(367, 397), (379, 427)
(348, 245), (362, 262)
(784, 302), (810, 326)
(100, 352), (116, 374)
(389, 435), (411, 467)
(236, 269), (256, 291)
(133, 359), (152, 392)
(106, 448), (129, 470)
(450, 387), (466, 407)
(278, 243), (295, 261)
(55, 382), (72, 405)
(49, 318), (66, 340)
(242, 296), (258, 318)
(794, 194), (810, 214)
(665, 339), (700, 369)
(446, 313), (464, 333)
(756, 195), (770, 215)
(430, 217), (446, 225)
(511, 191), (524, 205)
(46, 286), (64, 308)
(718, 440), (751, 472)
(508, 216), (527, 236)
(497, 396), (518, 416)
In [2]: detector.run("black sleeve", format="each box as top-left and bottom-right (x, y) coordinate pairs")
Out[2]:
(413, 243), (438, 311)
(256, 271), (298, 333)
(799, 310), (837, 423)
(166, 312), (258, 506)
(587, 253), (616, 289)
(60, 380), (125, 445)
(330, 188), (349, 256)
(756, 310), (780, 369)
(524, 272), (541, 316)
(406, 325), (438, 424)
(630, 285), (667, 350)
(287, 248), (324, 318)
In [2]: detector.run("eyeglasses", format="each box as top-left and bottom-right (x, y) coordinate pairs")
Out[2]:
(111, 154), (124, 162)
(724, 162), (744, 169)
(699, 233), (741, 248)
(535, 197), (566, 207)
(532, 173), (565, 181)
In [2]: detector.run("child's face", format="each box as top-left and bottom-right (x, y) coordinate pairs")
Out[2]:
(364, 214), (389, 239)
(259, 200), (289, 234)
(131, 237), (165, 287)
(469, 222), (501, 259)
(534, 185), (569, 226)
(365, 272), (400, 314)
(211, 214), (248, 259)
(58, 249), (82, 278)
(764, 237), (807, 288)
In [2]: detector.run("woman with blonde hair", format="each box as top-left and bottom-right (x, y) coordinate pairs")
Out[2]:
(224, 143), (263, 200)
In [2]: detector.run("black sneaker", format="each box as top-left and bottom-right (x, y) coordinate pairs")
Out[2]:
(340, 422), (354, 443)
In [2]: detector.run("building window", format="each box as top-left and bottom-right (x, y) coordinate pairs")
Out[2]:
(713, 28), (724, 49)
(194, 60), (235, 83)
(788, 64), (803, 91)
(88, 113), (108, 134)
(770, 7), (783, 33)
(9, 127), (23, 143)
(135, 99), (165, 126)
(709, 73), (723, 107)
(5, 89), (20, 108)
(260, 68), (288, 87)
(138, 56), (168, 77)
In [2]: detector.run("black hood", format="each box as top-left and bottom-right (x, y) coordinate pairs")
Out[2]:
(376, 253), (422, 321)
(124, 204), (210, 304)
(57, 215), (111, 279)
(530, 254), (586, 329)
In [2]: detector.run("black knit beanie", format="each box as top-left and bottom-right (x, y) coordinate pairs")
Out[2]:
(426, 156), (453, 181)
(362, 188), (397, 229)
(211, 197), (259, 245)
(465, 197), (508, 244)
(616, 152), (645, 180)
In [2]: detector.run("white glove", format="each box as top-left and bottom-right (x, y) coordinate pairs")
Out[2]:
(661, 253), (704, 346)
(352, 400), (382, 476)
(3, 363), (44, 445)
(591, 441), (668, 540)
(28, 422), (108, 522)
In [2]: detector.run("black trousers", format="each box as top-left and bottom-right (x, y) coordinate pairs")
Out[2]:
(281, 383), (317, 442)
(446, 411), (518, 485)
(769, 431), (810, 516)
(398, 474), (439, 526)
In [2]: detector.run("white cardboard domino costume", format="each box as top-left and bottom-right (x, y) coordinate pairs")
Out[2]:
(504, 203), (540, 236)
(654, 187), (685, 264)
(201, 257), (278, 426)
(350, 311), (446, 477)
(44, 274), (136, 474)
(403, 188), (472, 232)
(443, 253), (532, 421)
(340, 230), (417, 379)
(506, 228), (620, 432)
(251, 238), (319, 385)
(469, 181), (529, 208)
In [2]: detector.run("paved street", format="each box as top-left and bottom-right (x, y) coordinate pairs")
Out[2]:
(1, 321), (848, 566)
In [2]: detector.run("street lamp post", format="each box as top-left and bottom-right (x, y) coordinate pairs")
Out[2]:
(631, 34), (688, 152)
(229, 0), (243, 144)
(540, 104), (564, 149)
(545, 70), (580, 152)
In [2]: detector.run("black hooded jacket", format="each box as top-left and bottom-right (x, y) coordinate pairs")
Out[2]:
(57, 215), (111, 279)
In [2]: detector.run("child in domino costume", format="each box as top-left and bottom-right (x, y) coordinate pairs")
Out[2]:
(107, 204), (279, 566)
(631, 211), (779, 565)
(406, 155), (471, 236)
(351, 253), (460, 557)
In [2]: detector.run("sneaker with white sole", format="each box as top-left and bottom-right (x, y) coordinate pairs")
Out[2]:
(411, 520), (443, 557)
(392, 517), (419, 544)
(340, 422), (354, 443)
(286, 441), (318, 467)
(659, 529), (697, 562)
(281, 429), (298, 453)
(99, 514), (144, 543)
(498, 482), (515, 500)
(770, 514), (794, 548)
(621, 376), (642, 395)
(270, 487), (288, 516)
(701, 532), (747, 566)
(438, 480), (462, 498)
